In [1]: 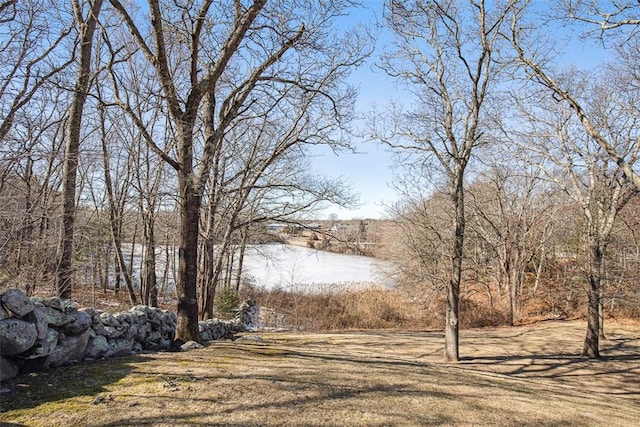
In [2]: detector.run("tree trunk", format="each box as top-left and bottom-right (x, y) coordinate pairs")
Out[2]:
(113, 253), (121, 294)
(200, 239), (215, 320)
(504, 256), (514, 326)
(199, 190), (218, 320)
(143, 216), (158, 307)
(56, 0), (104, 298)
(204, 238), (232, 320)
(102, 243), (111, 293)
(509, 252), (520, 326)
(174, 180), (201, 342)
(100, 108), (137, 306)
(445, 171), (464, 362)
(235, 231), (248, 292)
(582, 243), (602, 358)
(598, 285), (605, 339)
(224, 248), (235, 290)
(532, 248), (545, 297)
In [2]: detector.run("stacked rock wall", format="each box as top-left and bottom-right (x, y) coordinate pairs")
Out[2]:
(0, 289), (254, 382)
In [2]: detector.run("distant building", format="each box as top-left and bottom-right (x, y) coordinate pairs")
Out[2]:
(331, 221), (364, 234)
(266, 223), (287, 232)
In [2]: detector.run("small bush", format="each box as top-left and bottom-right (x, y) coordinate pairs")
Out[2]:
(215, 287), (239, 319)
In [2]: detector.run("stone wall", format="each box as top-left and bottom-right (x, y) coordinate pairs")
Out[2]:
(0, 289), (254, 382)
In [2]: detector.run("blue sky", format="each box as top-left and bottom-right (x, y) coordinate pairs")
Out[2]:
(314, 1), (397, 220)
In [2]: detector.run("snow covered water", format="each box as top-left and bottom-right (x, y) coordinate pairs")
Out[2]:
(241, 244), (394, 293)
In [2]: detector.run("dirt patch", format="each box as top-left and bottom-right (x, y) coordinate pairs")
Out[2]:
(1, 320), (638, 426)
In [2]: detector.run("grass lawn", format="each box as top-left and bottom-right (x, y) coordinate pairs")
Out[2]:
(1, 320), (638, 426)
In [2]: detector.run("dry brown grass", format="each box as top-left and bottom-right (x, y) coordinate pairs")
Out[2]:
(1, 320), (638, 426)
(243, 286), (510, 332)
(244, 286), (421, 331)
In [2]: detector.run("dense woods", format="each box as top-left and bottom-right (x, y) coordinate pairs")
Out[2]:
(1, 0), (638, 360)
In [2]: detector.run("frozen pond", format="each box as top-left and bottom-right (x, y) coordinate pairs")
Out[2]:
(241, 244), (394, 292)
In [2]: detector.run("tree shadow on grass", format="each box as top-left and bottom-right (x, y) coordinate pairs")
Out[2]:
(92, 383), (458, 427)
(0, 354), (157, 414)
(86, 343), (611, 427)
(459, 350), (640, 398)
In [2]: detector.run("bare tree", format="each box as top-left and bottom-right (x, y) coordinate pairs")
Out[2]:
(0, 0), (73, 143)
(98, 16), (178, 307)
(607, 196), (640, 316)
(56, 0), (104, 298)
(509, 0), (640, 189)
(133, 124), (168, 308)
(0, 1), (74, 293)
(105, 0), (270, 340)
(561, 0), (639, 41)
(197, 127), (356, 319)
(507, 67), (639, 357)
(376, 0), (519, 361)
(108, 0), (370, 341)
(96, 103), (138, 305)
(382, 189), (454, 317)
(0, 85), (68, 294)
(468, 158), (555, 326)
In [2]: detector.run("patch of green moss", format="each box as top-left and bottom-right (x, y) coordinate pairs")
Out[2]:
(1, 397), (89, 426)
(0, 358), (139, 413)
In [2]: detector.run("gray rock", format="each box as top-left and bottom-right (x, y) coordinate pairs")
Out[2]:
(0, 300), (196, 377)
(167, 311), (177, 323)
(92, 322), (109, 336)
(161, 323), (175, 337)
(180, 341), (204, 351)
(26, 303), (49, 340)
(147, 330), (161, 342)
(160, 311), (176, 325)
(62, 311), (92, 336)
(129, 324), (147, 342)
(102, 325), (125, 339)
(62, 299), (78, 314)
(0, 355), (20, 381)
(197, 318), (237, 341)
(42, 305), (75, 327)
(142, 340), (159, 350)
(113, 312), (132, 325)
(131, 305), (150, 316)
(79, 307), (100, 323)
(22, 328), (58, 359)
(148, 312), (162, 326)
(235, 335), (264, 343)
(100, 312), (121, 327)
(1, 288), (35, 317)
(85, 335), (109, 359)
(130, 307), (148, 324)
(46, 330), (90, 368)
(158, 338), (172, 350)
(38, 297), (63, 311)
(108, 337), (133, 357)
(0, 318), (38, 355)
